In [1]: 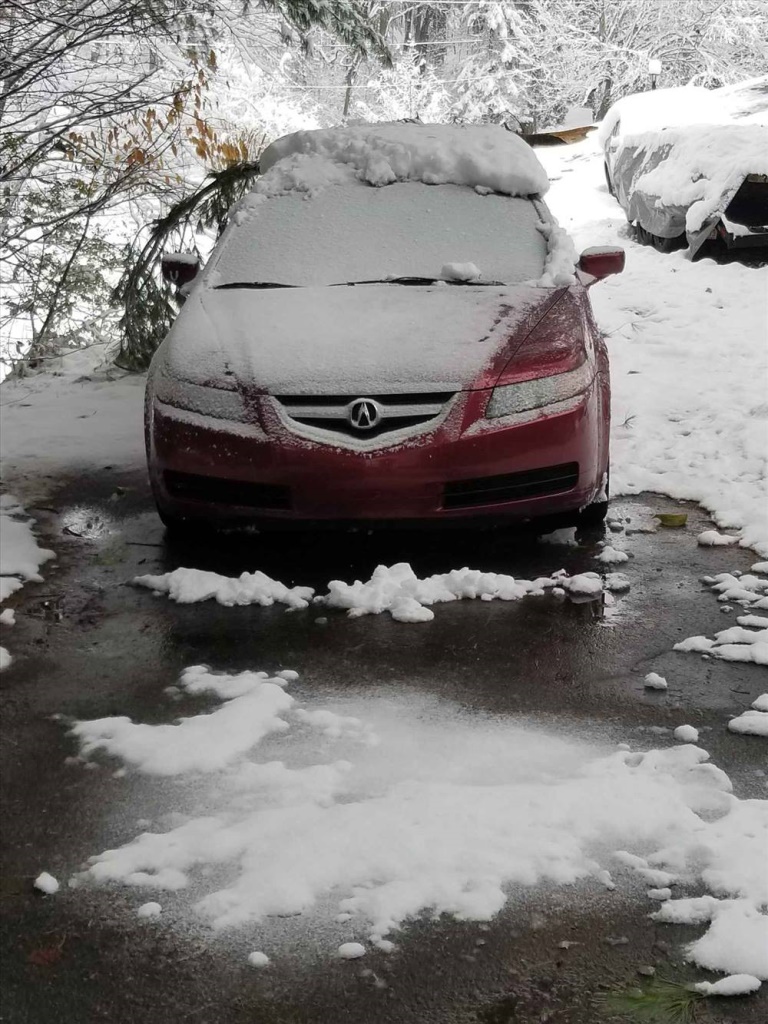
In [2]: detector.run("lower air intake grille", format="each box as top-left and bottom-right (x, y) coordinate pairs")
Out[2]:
(164, 471), (291, 510)
(443, 463), (579, 509)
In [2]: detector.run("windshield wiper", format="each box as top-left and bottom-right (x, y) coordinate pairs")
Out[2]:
(331, 277), (506, 286)
(214, 282), (297, 289)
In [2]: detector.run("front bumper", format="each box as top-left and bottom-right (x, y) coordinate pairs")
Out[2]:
(147, 384), (608, 525)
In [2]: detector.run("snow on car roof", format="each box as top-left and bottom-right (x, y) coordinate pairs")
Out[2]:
(630, 123), (768, 233)
(596, 86), (714, 146)
(257, 122), (550, 198)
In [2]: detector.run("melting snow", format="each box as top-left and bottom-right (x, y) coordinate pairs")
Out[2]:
(134, 567), (313, 610)
(67, 673), (768, 975)
(694, 974), (762, 997)
(0, 495), (55, 671)
(34, 872), (59, 895)
(728, 711), (768, 738)
(134, 563), (623, 624)
(644, 673), (668, 691)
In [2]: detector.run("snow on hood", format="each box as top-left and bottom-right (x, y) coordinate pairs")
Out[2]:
(161, 284), (555, 395)
(257, 122), (550, 198)
(628, 123), (768, 233)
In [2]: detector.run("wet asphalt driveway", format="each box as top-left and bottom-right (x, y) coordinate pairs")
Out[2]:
(1, 467), (766, 1024)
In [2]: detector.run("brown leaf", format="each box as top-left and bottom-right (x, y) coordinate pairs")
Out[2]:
(28, 945), (64, 967)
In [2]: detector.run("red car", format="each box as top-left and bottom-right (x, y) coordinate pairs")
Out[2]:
(146, 124), (624, 532)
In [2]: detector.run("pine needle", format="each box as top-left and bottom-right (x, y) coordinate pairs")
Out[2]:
(600, 978), (706, 1023)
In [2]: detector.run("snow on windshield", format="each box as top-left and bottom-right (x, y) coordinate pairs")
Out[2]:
(212, 182), (548, 287)
(258, 122), (550, 196)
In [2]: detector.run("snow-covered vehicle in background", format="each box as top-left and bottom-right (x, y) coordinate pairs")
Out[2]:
(600, 77), (768, 256)
(599, 85), (713, 198)
(148, 123), (624, 533)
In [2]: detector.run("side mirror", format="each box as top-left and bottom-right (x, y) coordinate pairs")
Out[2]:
(578, 247), (625, 282)
(161, 252), (201, 287)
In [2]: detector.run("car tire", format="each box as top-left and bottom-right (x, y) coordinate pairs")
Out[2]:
(157, 507), (207, 540)
(650, 232), (685, 254)
(604, 162), (615, 196)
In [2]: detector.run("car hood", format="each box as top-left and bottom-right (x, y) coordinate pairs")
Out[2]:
(161, 283), (563, 395)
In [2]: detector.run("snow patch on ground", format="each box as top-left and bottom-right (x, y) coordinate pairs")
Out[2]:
(0, 347), (145, 494)
(694, 974), (762, 997)
(34, 872), (59, 895)
(134, 568), (314, 610)
(68, 675), (768, 974)
(674, 569), (768, 666)
(728, 711), (768, 738)
(0, 494), (56, 671)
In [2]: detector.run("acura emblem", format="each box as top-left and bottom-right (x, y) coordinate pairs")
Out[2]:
(348, 398), (382, 430)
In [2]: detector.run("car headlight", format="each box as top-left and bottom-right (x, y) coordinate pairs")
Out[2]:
(485, 361), (594, 419)
(153, 370), (245, 421)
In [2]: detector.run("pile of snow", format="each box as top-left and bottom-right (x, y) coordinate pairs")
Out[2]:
(258, 123), (550, 198)
(539, 140), (768, 557)
(34, 872), (59, 895)
(627, 124), (768, 234)
(321, 563), (611, 622)
(694, 974), (762, 997)
(728, 708), (768, 738)
(69, 673), (768, 975)
(698, 530), (740, 547)
(0, 494), (55, 671)
(136, 563), (628, 624)
(644, 672), (668, 691)
(134, 568), (314, 610)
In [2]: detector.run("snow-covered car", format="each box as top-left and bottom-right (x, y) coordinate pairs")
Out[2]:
(598, 85), (712, 196)
(146, 123), (624, 532)
(600, 78), (768, 254)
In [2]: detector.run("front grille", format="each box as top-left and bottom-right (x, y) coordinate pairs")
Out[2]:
(443, 463), (579, 510)
(275, 392), (455, 439)
(164, 471), (291, 510)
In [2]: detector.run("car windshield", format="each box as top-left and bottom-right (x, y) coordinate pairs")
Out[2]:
(210, 182), (548, 288)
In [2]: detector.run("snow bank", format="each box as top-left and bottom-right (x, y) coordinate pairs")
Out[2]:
(259, 123), (549, 198)
(70, 675), (768, 975)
